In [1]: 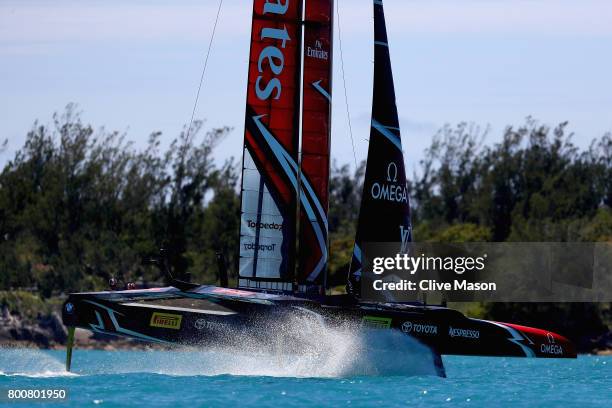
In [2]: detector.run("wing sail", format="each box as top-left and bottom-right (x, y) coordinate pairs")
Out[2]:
(297, 0), (334, 293)
(348, 0), (412, 296)
(239, 0), (304, 292)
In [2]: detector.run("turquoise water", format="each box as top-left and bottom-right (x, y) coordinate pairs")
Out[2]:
(0, 348), (610, 407)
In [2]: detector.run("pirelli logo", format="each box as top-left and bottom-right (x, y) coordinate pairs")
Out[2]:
(362, 316), (392, 329)
(150, 312), (182, 330)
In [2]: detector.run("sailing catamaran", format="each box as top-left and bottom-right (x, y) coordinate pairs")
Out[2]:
(61, 0), (576, 373)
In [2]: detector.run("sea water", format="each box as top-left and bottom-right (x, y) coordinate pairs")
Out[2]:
(0, 347), (610, 407)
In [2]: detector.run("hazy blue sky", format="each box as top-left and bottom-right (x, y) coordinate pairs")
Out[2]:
(1, 0), (611, 170)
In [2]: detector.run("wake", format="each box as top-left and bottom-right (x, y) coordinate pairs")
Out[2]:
(0, 313), (444, 378)
(0, 348), (76, 378)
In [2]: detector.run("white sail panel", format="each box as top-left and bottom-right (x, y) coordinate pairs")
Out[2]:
(239, 149), (286, 279)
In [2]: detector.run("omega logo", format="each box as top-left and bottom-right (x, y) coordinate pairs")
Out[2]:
(370, 161), (408, 203)
(387, 162), (398, 182)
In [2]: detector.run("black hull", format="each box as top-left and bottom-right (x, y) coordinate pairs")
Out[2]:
(62, 286), (576, 364)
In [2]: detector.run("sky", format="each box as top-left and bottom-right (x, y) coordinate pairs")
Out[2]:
(1, 0), (611, 172)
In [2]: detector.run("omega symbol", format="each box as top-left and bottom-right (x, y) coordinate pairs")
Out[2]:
(387, 162), (398, 182)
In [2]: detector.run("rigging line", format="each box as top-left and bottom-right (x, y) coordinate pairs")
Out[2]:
(336, 0), (358, 169)
(185, 0), (224, 142)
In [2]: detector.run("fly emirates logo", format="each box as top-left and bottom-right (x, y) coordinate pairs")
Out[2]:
(307, 40), (329, 60)
(256, 1), (292, 100)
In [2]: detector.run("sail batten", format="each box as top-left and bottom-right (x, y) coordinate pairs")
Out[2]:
(348, 0), (412, 296)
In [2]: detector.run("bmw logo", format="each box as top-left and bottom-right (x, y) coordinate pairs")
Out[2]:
(65, 302), (74, 314)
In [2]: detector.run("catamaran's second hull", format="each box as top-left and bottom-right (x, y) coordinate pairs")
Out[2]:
(340, 302), (576, 359)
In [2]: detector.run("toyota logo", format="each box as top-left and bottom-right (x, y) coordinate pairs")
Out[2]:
(194, 319), (207, 330)
(401, 321), (413, 333)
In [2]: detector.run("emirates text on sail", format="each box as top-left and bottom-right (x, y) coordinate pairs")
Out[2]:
(255, 1), (292, 100)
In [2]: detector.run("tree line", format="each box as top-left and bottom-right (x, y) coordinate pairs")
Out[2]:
(0, 105), (238, 296)
(0, 106), (610, 347)
(1, 107), (611, 293)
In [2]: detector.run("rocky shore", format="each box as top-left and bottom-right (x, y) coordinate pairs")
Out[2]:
(0, 305), (166, 351)
(586, 332), (612, 355)
(0, 305), (67, 348)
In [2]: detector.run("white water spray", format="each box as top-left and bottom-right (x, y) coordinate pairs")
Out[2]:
(0, 313), (443, 378)
(0, 348), (76, 378)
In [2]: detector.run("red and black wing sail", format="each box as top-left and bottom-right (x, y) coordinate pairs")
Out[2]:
(297, 0), (334, 293)
(348, 0), (412, 296)
(239, 0), (304, 292)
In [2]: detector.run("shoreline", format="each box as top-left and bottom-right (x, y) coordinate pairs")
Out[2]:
(2, 341), (611, 356)
(2, 333), (612, 356)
